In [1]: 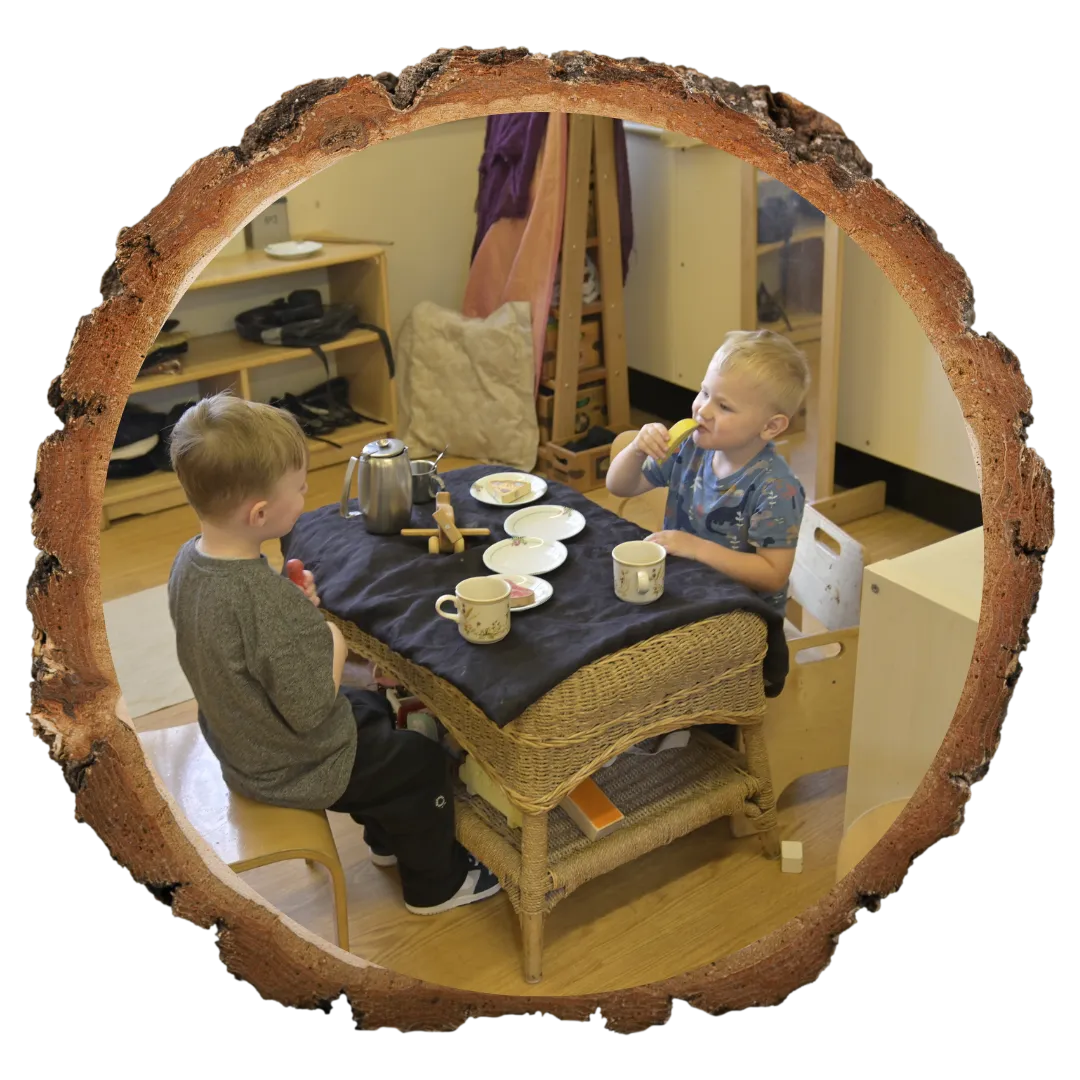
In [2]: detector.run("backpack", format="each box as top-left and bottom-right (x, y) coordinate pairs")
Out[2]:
(234, 289), (395, 378)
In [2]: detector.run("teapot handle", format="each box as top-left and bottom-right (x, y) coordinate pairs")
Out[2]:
(340, 456), (363, 518)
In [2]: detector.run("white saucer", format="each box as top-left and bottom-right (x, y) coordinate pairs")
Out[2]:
(470, 472), (548, 506)
(490, 573), (553, 612)
(264, 240), (324, 259)
(504, 504), (585, 542)
(483, 537), (567, 577)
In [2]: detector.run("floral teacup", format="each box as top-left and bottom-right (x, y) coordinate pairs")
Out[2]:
(612, 540), (666, 604)
(435, 576), (511, 644)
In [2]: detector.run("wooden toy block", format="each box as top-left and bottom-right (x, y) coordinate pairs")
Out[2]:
(460, 755), (522, 829)
(781, 840), (803, 873)
(559, 778), (626, 841)
(402, 490), (490, 554)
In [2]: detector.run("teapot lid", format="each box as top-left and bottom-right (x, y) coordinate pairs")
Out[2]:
(362, 436), (406, 458)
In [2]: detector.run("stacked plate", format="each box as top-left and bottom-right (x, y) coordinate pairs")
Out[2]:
(469, 471), (593, 612)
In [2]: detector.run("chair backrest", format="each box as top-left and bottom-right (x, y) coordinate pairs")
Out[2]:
(609, 428), (667, 532)
(611, 429), (636, 458)
(788, 503), (865, 631)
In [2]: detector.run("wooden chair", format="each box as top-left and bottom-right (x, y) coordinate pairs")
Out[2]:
(608, 429), (668, 532)
(139, 724), (351, 952)
(607, 427), (867, 821)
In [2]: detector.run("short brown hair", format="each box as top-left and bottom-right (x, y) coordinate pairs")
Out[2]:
(711, 330), (811, 418)
(169, 393), (308, 520)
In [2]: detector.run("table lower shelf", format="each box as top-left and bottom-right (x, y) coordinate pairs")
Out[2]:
(454, 729), (762, 914)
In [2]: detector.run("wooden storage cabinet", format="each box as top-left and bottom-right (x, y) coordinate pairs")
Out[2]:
(102, 242), (396, 527)
(842, 528), (983, 835)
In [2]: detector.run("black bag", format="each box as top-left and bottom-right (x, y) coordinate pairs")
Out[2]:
(234, 289), (395, 378)
(757, 195), (797, 245)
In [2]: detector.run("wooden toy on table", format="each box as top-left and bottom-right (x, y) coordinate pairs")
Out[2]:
(401, 490), (491, 554)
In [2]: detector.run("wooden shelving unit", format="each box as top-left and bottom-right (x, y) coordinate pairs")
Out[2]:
(535, 115), (633, 493)
(741, 167), (844, 500)
(103, 242), (396, 527)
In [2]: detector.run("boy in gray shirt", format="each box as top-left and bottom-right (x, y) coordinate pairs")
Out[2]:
(167, 393), (499, 916)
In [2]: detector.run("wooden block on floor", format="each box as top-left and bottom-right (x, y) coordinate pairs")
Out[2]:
(781, 839), (804, 873)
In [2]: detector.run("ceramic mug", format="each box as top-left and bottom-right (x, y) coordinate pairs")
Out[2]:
(612, 540), (666, 604)
(435, 576), (512, 644)
(410, 459), (447, 504)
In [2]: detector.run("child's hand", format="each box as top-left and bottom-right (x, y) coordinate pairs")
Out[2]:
(286, 558), (321, 607)
(646, 530), (700, 560)
(631, 422), (671, 462)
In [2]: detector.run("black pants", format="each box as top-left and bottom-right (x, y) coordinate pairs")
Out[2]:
(329, 687), (471, 908)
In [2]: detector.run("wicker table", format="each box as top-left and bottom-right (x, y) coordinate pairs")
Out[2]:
(329, 608), (780, 983)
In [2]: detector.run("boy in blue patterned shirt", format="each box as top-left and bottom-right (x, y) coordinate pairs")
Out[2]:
(606, 330), (809, 614)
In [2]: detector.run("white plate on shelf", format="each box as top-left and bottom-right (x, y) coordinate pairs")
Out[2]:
(470, 472), (548, 506)
(482, 537), (567, 577)
(504, 504), (585, 542)
(264, 240), (324, 259)
(490, 574), (553, 612)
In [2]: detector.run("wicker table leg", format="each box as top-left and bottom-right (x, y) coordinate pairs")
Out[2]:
(519, 810), (549, 984)
(741, 723), (781, 859)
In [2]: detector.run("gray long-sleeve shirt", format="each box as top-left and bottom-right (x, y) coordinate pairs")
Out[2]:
(167, 538), (357, 809)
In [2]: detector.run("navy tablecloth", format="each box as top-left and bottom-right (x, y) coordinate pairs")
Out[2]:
(281, 465), (788, 727)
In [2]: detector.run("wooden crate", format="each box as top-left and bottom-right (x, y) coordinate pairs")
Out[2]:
(537, 435), (625, 493)
(541, 315), (602, 383)
(537, 381), (608, 440)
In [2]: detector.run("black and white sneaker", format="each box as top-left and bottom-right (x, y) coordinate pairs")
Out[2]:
(369, 850), (398, 868)
(404, 855), (501, 915)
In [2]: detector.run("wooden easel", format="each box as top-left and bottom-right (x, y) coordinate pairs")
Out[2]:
(542, 115), (632, 447)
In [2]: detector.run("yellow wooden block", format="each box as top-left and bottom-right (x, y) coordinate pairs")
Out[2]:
(459, 755), (522, 829)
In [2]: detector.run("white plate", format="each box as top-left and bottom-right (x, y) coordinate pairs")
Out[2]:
(264, 240), (324, 259)
(504, 504), (585, 542)
(490, 573), (553, 612)
(483, 537), (567, 577)
(470, 472), (548, 506)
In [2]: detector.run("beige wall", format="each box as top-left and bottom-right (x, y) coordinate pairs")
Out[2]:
(164, 117), (978, 496)
(623, 132), (743, 390)
(148, 118), (488, 415)
(287, 117), (488, 339)
(838, 237), (979, 492)
(623, 128), (979, 493)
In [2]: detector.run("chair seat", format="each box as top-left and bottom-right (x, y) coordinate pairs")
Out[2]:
(139, 724), (341, 877)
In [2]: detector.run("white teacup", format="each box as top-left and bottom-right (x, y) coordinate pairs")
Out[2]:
(613, 540), (666, 604)
(435, 576), (511, 644)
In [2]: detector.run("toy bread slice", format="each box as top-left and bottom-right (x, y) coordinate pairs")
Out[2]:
(667, 418), (699, 453)
(486, 478), (532, 503)
(505, 580), (536, 608)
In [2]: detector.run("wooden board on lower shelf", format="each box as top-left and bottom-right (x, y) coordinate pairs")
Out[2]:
(102, 419), (392, 526)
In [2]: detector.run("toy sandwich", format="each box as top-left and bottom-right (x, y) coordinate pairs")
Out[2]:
(486, 478), (532, 503)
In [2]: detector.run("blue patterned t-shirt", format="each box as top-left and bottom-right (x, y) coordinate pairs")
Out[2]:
(642, 440), (805, 612)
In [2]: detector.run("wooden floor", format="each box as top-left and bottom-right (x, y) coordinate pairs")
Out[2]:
(104, 441), (953, 995)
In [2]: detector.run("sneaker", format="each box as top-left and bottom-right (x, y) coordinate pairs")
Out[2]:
(404, 855), (501, 915)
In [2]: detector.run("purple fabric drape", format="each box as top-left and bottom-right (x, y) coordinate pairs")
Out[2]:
(472, 113), (634, 282)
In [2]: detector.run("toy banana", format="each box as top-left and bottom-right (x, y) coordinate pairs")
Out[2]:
(667, 418), (699, 453)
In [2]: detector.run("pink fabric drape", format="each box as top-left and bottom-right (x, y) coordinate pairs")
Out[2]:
(462, 113), (568, 396)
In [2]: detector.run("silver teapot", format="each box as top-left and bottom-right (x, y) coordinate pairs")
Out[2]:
(339, 436), (413, 534)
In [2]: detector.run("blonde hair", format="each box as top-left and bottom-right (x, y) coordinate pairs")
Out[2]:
(169, 392), (309, 520)
(711, 329), (811, 418)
